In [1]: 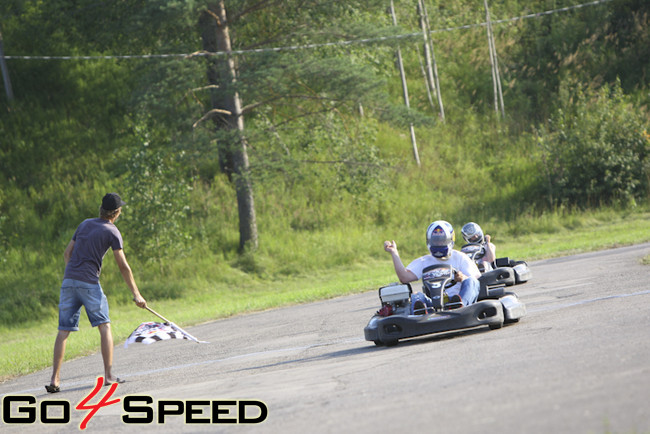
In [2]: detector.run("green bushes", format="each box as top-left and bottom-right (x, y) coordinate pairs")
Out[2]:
(122, 137), (194, 269)
(536, 80), (650, 208)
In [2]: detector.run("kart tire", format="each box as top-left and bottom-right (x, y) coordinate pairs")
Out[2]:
(489, 322), (503, 330)
(384, 339), (399, 347)
(374, 340), (384, 347)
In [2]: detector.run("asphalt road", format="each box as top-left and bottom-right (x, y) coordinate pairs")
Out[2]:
(2, 243), (650, 433)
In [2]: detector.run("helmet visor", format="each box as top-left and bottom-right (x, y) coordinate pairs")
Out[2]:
(429, 244), (452, 258)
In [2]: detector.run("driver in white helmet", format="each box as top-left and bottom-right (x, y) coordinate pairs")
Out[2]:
(384, 220), (481, 308)
(461, 222), (496, 272)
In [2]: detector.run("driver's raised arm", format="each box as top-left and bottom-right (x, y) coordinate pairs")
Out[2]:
(396, 267), (418, 284)
(384, 240), (418, 283)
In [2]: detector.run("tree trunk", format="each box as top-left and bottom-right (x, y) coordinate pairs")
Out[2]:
(200, 2), (258, 251)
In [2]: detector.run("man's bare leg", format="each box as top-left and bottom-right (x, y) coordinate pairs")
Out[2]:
(50, 330), (71, 387)
(98, 323), (119, 384)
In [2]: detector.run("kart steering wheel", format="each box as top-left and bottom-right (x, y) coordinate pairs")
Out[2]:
(421, 264), (458, 289)
(445, 267), (458, 288)
(461, 243), (485, 261)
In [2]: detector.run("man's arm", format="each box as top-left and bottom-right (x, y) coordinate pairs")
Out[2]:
(384, 240), (418, 283)
(64, 240), (75, 265)
(459, 252), (481, 279)
(483, 235), (496, 263)
(113, 249), (147, 308)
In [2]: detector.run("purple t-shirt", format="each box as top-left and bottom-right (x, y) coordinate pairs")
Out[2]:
(64, 218), (124, 284)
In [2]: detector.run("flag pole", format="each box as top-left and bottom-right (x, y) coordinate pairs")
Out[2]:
(144, 306), (207, 344)
(145, 306), (171, 324)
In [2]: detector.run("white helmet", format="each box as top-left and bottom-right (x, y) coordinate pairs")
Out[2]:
(461, 222), (484, 244)
(426, 220), (455, 258)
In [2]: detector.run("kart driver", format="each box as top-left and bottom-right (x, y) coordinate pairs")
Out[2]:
(461, 221), (496, 272)
(384, 220), (481, 309)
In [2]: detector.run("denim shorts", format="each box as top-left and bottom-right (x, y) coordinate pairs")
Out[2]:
(58, 278), (110, 330)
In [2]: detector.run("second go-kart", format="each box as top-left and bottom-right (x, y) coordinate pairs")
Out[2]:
(364, 263), (526, 346)
(461, 242), (532, 285)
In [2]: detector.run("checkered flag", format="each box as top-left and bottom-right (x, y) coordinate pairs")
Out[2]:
(124, 321), (207, 348)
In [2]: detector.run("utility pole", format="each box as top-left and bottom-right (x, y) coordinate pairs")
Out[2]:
(0, 27), (15, 102)
(484, 0), (504, 118)
(390, 0), (420, 167)
(417, 0), (444, 121)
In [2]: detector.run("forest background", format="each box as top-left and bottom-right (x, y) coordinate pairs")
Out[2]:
(0, 0), (649, 380)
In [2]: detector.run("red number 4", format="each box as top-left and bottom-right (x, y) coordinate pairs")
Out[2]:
(75, 376), (121, 430)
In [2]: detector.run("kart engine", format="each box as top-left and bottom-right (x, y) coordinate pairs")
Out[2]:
(378, 283), (412, 313)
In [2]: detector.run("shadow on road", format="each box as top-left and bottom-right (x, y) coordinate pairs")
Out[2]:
(236, 326), (495, 372)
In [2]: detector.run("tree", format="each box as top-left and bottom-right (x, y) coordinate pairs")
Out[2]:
(0, 0), (417, 258)
(536, 80), (650, 207)
(199, 1), (258, 251)
(193, 0), (394, 251)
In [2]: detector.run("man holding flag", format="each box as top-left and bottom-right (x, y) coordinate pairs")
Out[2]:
(46, 193), (147, 393)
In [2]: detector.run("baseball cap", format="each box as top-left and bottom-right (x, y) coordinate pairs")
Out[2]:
(102, 193), (126, 211)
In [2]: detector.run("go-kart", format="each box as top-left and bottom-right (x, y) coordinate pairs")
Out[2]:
(364, 263), (526, 346)
(460, 242), (532, 285)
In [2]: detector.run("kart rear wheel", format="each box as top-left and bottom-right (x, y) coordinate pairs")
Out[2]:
(374, 340), (384, 347)
(384, 339), (399, 347)
(489, 322), (503, 330)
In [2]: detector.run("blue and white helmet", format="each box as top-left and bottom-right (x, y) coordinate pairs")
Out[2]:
(426, 220), (455, 258)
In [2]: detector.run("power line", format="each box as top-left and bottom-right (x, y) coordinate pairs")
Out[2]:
(3, 0), (613, 61)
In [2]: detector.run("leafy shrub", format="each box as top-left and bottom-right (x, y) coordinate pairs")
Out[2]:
(536, 80), (650, 207)
(122, 131), (194, 271)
